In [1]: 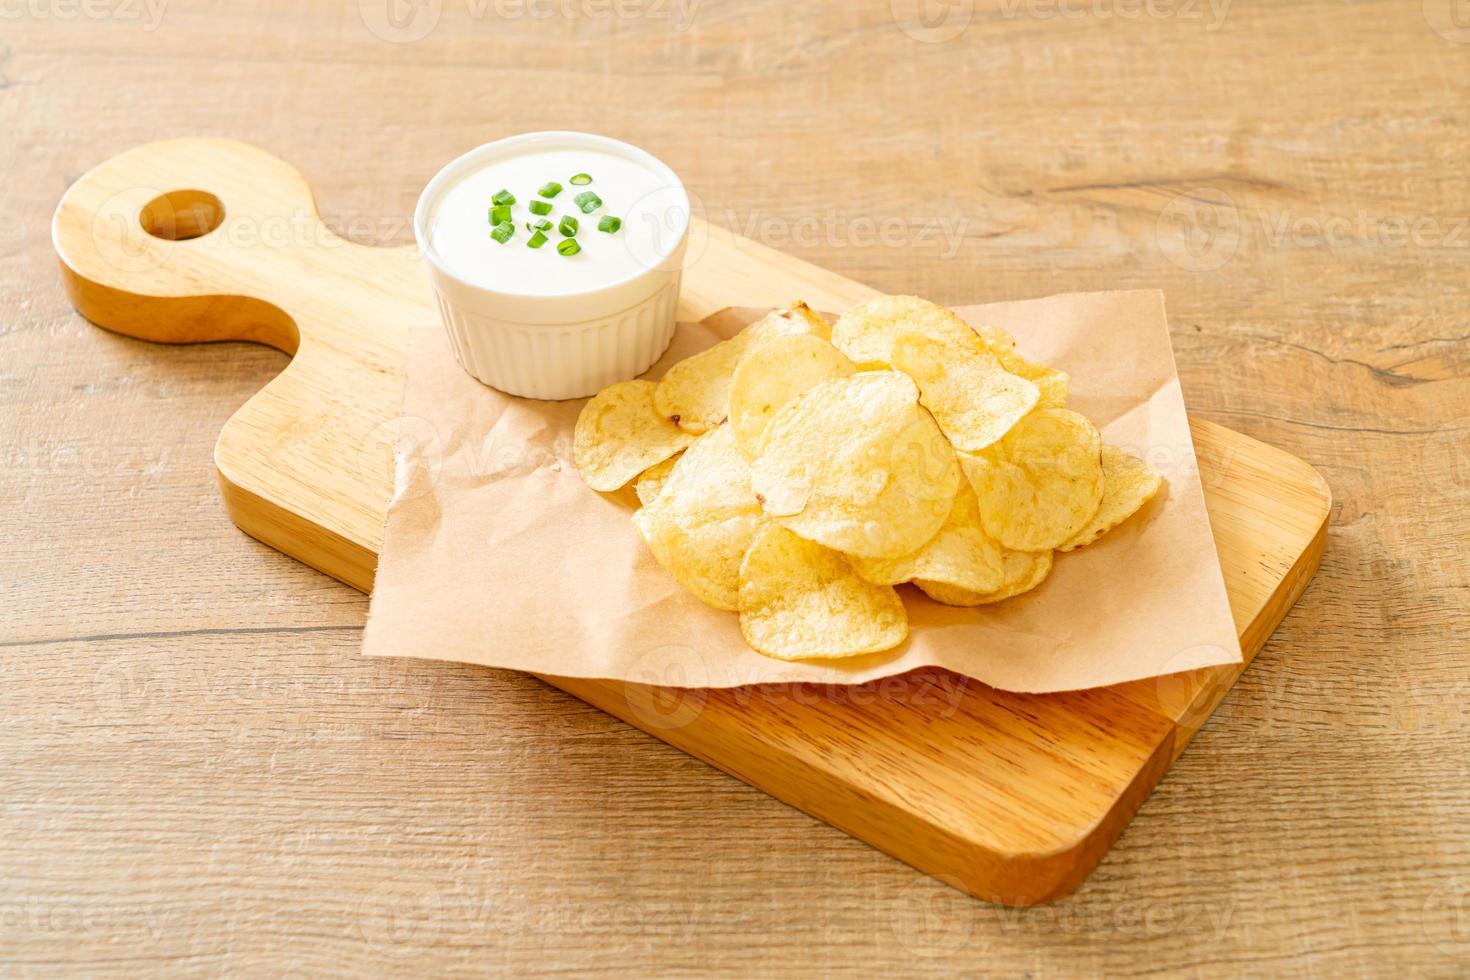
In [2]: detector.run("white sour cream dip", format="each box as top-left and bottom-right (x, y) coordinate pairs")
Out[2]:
(426, 140), (684, 297)
(414, 132), (689, 399)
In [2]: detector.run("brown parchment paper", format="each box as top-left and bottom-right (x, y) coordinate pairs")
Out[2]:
(362, 290), (1241, 692)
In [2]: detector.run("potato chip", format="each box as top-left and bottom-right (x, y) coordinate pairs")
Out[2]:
(573, 380), (695, 492)
(751, 371), (960, 558)
(738, 524), (907, 660)
(654, 304), (832, 434)
(916, 548), (1054, 606)
(1058, 446), (1162, 551)
(633, 454), (680, 506)
(631, 426), (765, 610)
(850, 482), (1004, 593)
(728, 334), (856, 459)
(831, 295), (989, 367)
(968, 319), (1020, 353)
(959, 408), (1104, 551)
(834, 296), (1069, 408)
(993, 348), (1069, 409)
(891, 333), (1039, 452)
(781, 300), (833, 340)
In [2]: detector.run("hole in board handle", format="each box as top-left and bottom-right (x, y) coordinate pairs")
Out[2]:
(140, 189), (224, 241)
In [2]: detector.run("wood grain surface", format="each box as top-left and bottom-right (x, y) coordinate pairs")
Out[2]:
(3, 1), (1468, 975)
(46, 135), (1330, 905)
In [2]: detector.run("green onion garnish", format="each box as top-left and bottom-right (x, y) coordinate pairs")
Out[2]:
(558, 215), (579, 237)
(490, 221), (515, 244)
(529, 199), (552, 216)
(573, 191), (602, 214)
(538, 181), (562, 199)
(597, 215), (622, 234)
(557, 238), (581, 256)
(569, 173), (592, 185)
(527, 219), (553, 232)
(490, 204), (512, 224)
(528, 230), (548, 249)
(492, 189), (516, 206)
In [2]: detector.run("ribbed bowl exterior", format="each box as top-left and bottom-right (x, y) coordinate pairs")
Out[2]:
(433, 273), (681, 400)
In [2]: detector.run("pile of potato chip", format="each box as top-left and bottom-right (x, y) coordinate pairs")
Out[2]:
(573, 296), (1163, 662)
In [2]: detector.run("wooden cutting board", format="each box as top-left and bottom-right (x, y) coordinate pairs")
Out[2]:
(52, 138), (1330, 906)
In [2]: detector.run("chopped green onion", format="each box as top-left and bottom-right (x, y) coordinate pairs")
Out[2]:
(490, 221), (515, 244)
(529, 199), (552, 216)
(527, 230), (548, 249)
(557, 238), (581, 256)
(492, 189), (516, 206)
(569, 173), (592, 186)
(574, 191), (602, 214)
(597, 215), (622, 234)
(527, 219), (553, 232)
(537, 181), (563, 199)
(490, 204), (512, 224)
(558, 215), (579, 237)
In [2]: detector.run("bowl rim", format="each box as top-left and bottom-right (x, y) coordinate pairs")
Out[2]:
(413, 130), (690, 309)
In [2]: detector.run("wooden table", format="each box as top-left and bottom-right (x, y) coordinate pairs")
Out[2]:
(3, 2), (1467, 974)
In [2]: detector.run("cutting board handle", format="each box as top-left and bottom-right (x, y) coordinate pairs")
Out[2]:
(52, 138), (426, 354)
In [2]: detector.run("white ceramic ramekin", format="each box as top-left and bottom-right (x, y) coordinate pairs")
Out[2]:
(413, 132), (689, 400)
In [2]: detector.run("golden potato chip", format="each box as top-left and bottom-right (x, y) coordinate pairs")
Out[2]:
(782, 300), (833, 340)
(891, 334), (1039, 452)
(573, 380), (696, 492)
(1058, 445), (1163, 551)
(993, 348), (1069, 409)
(633, 454), (680, 506)
(969, 319), (1019, 352)
(738, 524), (907, 660)
(930, 312), (1068, 408)
(959, 408), (1104, 551)
(751, 371), (960, 558)
(916, 548), (1054, 606)
(850, 482), (1004, 593)
(631, 426), (764, 610)
(833, 295), (1068, 407)
(728, 334), (856, 458)
(654, 304), (832, 434)
(831, 295), (989, 367)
